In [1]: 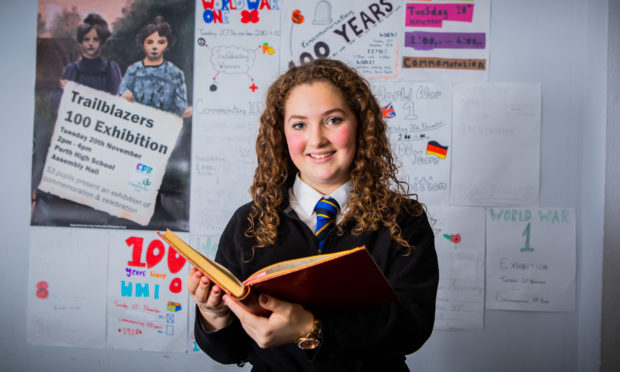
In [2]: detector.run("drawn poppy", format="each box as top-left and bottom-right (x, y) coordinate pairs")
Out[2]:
(292, 9), (304, 24)
(241, 9), (259, 24)
(450, 234), (462, 244)
(36, 280), (49, 299)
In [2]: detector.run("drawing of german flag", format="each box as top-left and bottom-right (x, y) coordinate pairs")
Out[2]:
(426, 140), (448, 159)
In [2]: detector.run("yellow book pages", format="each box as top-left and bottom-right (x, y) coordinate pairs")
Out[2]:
(158, 229), (247, 298)
(244, 247), (365, 284)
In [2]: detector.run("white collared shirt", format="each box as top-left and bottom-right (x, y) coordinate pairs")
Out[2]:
(288, 174), (353, 232)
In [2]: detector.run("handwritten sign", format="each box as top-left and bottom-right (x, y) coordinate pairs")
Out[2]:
(404, 31), (486, 50)
(432, 207), (485, 330)
(27, 228), (108, 347)
(372, 81), (451, 208)
(194, 0), (281, 118)
(450, 83), (541, 206)
(107, 231), (189, 351)
(190, 120), (256, 235)
(486, 208), (576, 312)
(38, 82), (182, 226)
(405, 3), (475, 27)
(281, 0), (403, 79)
(401, 0), (490, 81)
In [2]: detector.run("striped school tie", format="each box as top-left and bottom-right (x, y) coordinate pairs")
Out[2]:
(314, 197), (340, 252)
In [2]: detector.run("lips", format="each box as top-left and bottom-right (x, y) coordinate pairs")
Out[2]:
(308, 151), (335, 159)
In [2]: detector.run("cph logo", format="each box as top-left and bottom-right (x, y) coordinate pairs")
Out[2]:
(129, 163), (154, 192)
(136, 163), (153, 174)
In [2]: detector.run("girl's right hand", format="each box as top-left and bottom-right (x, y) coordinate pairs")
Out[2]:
(121, 90), (134, 102)
(186, 267), (231, 331)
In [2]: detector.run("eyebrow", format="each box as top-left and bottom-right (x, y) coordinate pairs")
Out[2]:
(286, 108), (347, 121)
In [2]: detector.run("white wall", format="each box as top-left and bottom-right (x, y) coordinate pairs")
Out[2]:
(0, 1), (607, 371)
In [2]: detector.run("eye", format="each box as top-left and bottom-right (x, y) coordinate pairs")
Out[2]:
(291, 122), (305, 130)
(326, 117), (343, 126)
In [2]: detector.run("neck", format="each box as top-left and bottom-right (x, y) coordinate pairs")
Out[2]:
(143, 57), (163, 66)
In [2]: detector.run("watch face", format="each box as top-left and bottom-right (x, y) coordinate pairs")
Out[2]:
(298, 338), (320, 350)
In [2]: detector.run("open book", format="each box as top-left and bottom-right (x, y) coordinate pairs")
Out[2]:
(157, 229), (398, 316)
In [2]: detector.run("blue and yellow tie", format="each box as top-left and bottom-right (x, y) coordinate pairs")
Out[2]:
(314, 197), (340, 252)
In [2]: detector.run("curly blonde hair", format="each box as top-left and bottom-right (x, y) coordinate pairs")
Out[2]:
(246, 59), (423, 253)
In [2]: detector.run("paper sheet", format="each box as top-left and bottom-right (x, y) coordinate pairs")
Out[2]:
(400, 0), (491, 81)
(27, 227), (108, 347)
(106, 230), (189, 351)
(371, 81), (452, 207)
(486, 208), (576, 312)
(280, 0), (404, 79)
(431, 206), (485, 330)
(450, 83), (541, 206)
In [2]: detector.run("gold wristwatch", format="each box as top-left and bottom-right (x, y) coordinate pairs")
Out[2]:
(296, 319), (322, 350)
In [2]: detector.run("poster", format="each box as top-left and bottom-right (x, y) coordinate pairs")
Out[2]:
(431, 207), (485, 331)
(486, 208), (576, 312)
(281, 0), (404, 79)
(400, 0), (491, 81)
(31, 0), (194, 231)
(27, 227), (108, 348)
(190, 0), (276, 235)
(450, 83), (541, 206)
(107, 230), (189, 351)
(38, 82), (182, 226)
(372, 81), (451, 207)
(194, 0), (281, 118)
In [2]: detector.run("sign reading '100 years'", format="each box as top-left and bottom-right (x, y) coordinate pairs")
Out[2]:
(38, 82), (182, 226)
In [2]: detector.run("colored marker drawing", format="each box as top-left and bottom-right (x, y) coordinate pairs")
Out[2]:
(443, 233), (462, 248)
(197, 39), (277, 92)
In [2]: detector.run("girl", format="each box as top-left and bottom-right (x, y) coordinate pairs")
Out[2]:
(187, 59), (438, 371)
(50, 13), (122, 111)
(119, 16), (191, 117)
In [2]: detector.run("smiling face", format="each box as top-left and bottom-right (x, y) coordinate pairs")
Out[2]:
(143, 31), (168, 64)
(80, 28), (102, 59)
(284, 82), (357, 195)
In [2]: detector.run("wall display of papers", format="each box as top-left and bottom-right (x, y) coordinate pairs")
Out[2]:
(25, 0), (579, 354)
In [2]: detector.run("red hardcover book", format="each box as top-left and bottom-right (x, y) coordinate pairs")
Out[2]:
(158, 229), (397, 316)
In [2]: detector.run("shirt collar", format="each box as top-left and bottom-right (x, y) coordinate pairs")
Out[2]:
(293, 174), (353, 216)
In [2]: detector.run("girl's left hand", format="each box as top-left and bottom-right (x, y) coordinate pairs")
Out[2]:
(223, 293), (315, 349)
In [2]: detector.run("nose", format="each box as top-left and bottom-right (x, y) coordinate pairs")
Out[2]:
(307, 122), (328, 147)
